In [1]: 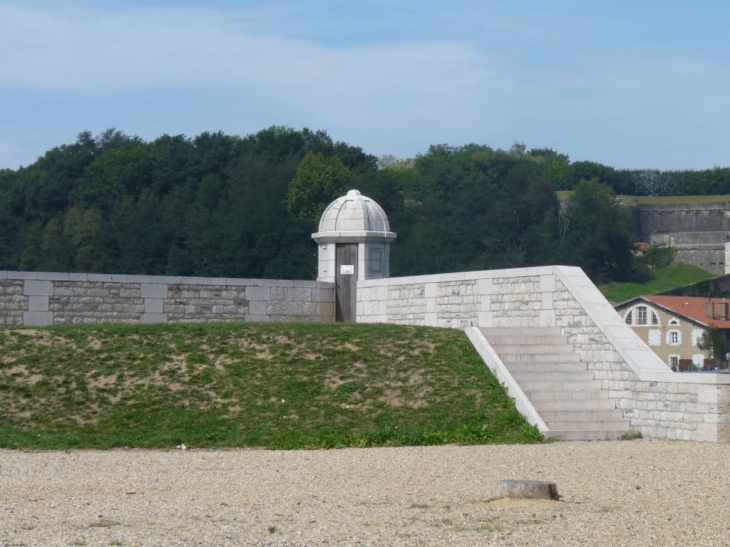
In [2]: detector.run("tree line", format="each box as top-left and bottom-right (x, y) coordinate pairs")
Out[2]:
(0, 128), (716, 284)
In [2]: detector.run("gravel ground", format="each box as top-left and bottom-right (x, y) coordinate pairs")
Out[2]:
(1, 439), (729, 546)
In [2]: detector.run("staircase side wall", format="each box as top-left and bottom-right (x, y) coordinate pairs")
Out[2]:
(358, 266), (730, 442)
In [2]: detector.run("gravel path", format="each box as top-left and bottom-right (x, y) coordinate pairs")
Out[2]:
(1, 439), (729, 546)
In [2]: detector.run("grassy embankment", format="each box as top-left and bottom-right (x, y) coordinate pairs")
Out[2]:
(0, 322), (541, 450)
(599, 264), (715, 303)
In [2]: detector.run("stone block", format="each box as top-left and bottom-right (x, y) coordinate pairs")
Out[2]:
(141, 284), (168, 299)
(312, 288), (335, 303)
(11, 271), (39, 279)
(539, 310), (555, 327)
(425, 283), (438, 298)
(122, 275), (150, 283)
(86, 289), (111, 298)
(88, 274), (114, 282)
(145, 298), (164, 313)
(36, 272), (69, 281)
(317, 302), (335, 318)
(141, 313), (168, 324)
(268, 301), (316, 316)
(226, 277), (255, 287)
(478, 278), (493, 295)
(148, 276), (181, 284)
(246, 286), (270, 301)
(271, 287), (311, 302)
(539, 275), (555, 292)
(28, 296), (49, 312)
(119, 289), (140, 298)
(24, 280), (53, 296)
(23, 311), (53, 326)
(478, 311), (493, 327)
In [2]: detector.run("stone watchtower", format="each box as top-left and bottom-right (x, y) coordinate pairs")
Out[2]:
(312, 190), (396, 322)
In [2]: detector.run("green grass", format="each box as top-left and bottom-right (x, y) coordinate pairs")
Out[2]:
(616, 194), (730, 205)
(0, 322), (542, 449)
(557, 192), (730, 206)
(599, 264), (715, 302)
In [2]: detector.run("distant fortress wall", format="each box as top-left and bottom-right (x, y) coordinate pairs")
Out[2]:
(617, 200), (730, 275)
(0, 271), (335, 327)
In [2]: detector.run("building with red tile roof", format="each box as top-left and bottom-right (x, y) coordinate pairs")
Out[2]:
(614, 295), (730, 371)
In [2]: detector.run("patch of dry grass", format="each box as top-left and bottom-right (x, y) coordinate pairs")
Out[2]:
(0, 322), (541, 449)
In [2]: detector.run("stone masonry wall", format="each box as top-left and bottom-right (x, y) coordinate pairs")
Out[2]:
(551, 276), (730, 442)
(0, 271), (335, 326)
(358, 266), (730, 442)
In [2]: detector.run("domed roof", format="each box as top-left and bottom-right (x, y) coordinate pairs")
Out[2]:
(312, 189), (396, 243)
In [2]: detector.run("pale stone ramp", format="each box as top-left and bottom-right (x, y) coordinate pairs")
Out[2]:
(480, 327), (632, 441)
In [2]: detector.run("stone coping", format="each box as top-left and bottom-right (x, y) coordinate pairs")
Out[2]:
(358, 265), (557, 287)
(311, 231), (397, 244)
(0, 271), (333, 289)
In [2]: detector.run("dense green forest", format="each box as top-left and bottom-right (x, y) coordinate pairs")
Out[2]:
(0, 127), (724, 283)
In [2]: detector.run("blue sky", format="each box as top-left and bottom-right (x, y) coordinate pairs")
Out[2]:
(1, 1), (729, 170)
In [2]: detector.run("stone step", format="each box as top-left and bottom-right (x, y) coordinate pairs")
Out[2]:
(500, 353), (582, 364)
(477, 325), (633, 442)
(532, 399), (617, 411)
(544, 419), (631, 431)
(512, 371), (595, 382)
(544, 430), (633, 441)
(488, 344), (576, 354)
(524, 389), (609, 401)
(540, 409), (625, 421)
(480, 327), (562, 337)
(507, 363), (588, 373)
(518, 380), (602, 391)
(485, 335), (569, 346)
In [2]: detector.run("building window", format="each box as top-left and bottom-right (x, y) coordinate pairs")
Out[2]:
(370, 246), (382, 273)
(625, 310), (633, 324)
(669, 318), (679, 326)
(648, 329), (661, 346)
(667, 330), (681, 346)
(669, 355), (679, 371)
(637, 306), (647, 325)
(692, 329), (704, 347)
(651, 311), (659, 325)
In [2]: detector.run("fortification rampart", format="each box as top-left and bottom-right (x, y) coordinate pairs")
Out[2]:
(0, 271), (335, 326)
(3, 265), (729, 442)
(618, 201), (730, 274)
(623, 202), (730, 238)
(358, 266), (730, 442)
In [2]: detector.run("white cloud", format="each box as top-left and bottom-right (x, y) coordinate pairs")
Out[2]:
(0, 5), (490, 95)
(1, 2), (730, 169)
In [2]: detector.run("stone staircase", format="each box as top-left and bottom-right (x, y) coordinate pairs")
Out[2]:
(480, 327), (632, 441)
